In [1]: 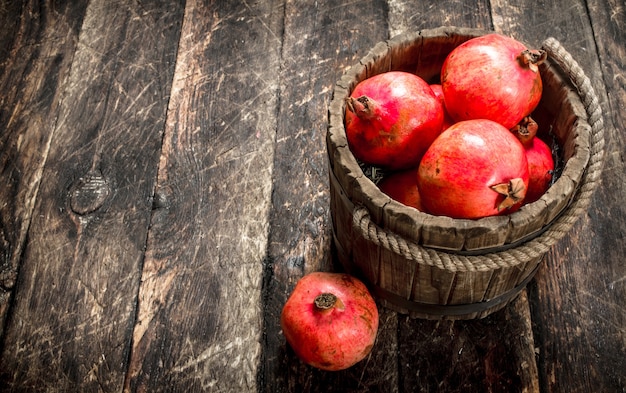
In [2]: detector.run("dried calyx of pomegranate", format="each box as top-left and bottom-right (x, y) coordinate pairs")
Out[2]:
(511, 116), (539, 146)
(518, 49), (547, 73)
(491, 178), (527, 211)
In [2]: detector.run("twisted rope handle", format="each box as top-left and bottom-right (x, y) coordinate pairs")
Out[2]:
(352, 38), (605, 273)
(542, 37), (606, 201)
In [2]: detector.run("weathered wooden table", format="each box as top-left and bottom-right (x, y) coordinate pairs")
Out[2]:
(0, 1), (624, 392)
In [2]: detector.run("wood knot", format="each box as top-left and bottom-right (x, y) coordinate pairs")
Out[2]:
(69, 170), (111, 215)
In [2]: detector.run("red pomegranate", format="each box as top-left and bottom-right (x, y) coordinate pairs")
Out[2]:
(417, 119), (529, 219)
(280, 272), (379, 371)
(524, 136), (554, 203)
(378, 169), (423, 211)
(441, 34), (545, 130)
(345, 71), (444, 170)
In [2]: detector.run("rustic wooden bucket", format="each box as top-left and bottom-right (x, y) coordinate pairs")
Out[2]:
(326, 27), (605, 319)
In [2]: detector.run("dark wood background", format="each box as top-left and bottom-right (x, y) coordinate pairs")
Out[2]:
(0, 1), (624, 392)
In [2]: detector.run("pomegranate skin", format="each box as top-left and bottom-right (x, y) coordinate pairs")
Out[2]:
(345, 71), (444, 170)
(441, 34), (544, 130)
(524, 136), (554, 203)
(429, 84), (455, 131)
(280, 272), (379, 371)
(417, 119), (529, 219)
(378, 169), (424, 211)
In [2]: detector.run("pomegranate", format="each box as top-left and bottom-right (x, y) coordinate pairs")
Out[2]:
(378, 169), (423, 211)
(417, 119), (529, 219)
(441, 34), (546, 129)
(429, 84), (455, 131)
(280, 272), (379, 371)
(345, 71), (444, 170)
(524, 136), (554, 203)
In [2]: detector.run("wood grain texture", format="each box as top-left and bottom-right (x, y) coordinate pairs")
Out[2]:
(260, 1), (395, 391)
(0, 0), (89, 337)
(492, 0), (626, 392)
(398, 292), (539, 393)
(387, 0), (493, 37)
(124, 1), (284, 391)
(0, 0), (183, 390)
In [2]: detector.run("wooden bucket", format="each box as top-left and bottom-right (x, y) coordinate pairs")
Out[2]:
(326, 27), (605, 319)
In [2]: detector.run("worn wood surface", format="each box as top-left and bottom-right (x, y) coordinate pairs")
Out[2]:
(0, 0), (624, 392)
(125, 1), (283, 391)
(0, 0), (90, 337)
(0, 1), (184, 390)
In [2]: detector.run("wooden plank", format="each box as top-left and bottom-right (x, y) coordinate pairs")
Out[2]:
(398, 292), (539, 393)
(263, 1), (541, 392)
(260, 0), (396, 391)
(0, 0), (184, 390)
(491, 0), (626, 392)
(387, 0), (493, 37)
(124, 1), (284, 391)
(0, 0), (89, 337)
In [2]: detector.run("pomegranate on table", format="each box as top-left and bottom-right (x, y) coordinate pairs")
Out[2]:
(345, 71), (444, 170)
(441, 33), (546, 129)
(280, 272), (379, 371)
(417, 119), (529, 219)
